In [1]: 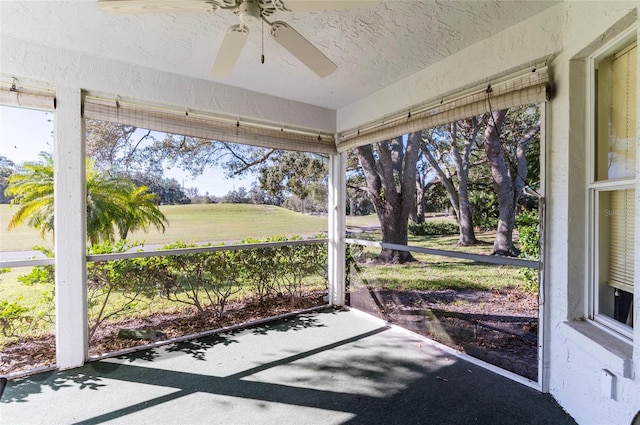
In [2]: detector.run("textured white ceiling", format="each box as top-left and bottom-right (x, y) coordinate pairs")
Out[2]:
(1, 0), (558, 110)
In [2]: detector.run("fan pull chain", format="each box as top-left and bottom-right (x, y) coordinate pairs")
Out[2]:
(261, 19), (265, 64)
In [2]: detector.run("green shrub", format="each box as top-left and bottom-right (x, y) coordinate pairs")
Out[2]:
(10, 236), (329, 341)
(516, 210), (540, 229)
(16, 247), (56, 326)
(156, 237), (328, 315)
(239, 239), (284, 300)
(87, 241), (160, 338)
(470, 190), (499, 230)
(474, 216), (498, 231)
(0, 299), (33, 338)
(17, 246), (54, 286)
(157, 242), (243, 318)
(409, 221), (459, 236)
(517, 210), (540, 292)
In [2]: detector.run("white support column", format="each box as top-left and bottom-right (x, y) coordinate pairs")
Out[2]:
(54, 87), (87, 369)
(539, 101), (550, 393)
(328, 151), (346, 306)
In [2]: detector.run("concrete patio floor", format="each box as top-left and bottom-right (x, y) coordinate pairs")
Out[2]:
(1, 308), (575, 424)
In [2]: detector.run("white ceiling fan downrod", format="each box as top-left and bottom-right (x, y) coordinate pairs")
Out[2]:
(237, 0), (261, 27)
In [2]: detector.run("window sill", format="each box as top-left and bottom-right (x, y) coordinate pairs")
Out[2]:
(560, 320), (633, 378)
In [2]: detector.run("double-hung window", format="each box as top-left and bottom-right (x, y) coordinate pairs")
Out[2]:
(589, 32), (637, 338)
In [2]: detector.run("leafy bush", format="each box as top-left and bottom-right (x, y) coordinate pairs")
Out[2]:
(87, 241), (160, 338)
(409, 221), (459, 236)
(157, 242), (243, 318)
(10, 236), (329, 342)
(470, 190), (499, 230)
(238, 236), (328, 302)
(240, 236), (288, 300)
(203, 250), (244, 316)
(17, 246), (55, 286)
(0, 300), (33, 338)
(16, 246), (56, 326)
(474, 216), (498, 231)
(276, 241), (328, 301)
(517, 210), (540, 292)
(516, 210), (540, 229)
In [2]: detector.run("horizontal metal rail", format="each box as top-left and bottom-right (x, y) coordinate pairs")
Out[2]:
(346, 238), (539, 269)
(0, 239), (329, 269)
(0, 258), (55, 268)
(86, 238), (329, 263)
(1, 238), (537, 269)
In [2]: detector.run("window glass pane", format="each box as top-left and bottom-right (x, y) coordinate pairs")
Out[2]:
(597, 189), (634, 326)
(595, 42), (637, 181)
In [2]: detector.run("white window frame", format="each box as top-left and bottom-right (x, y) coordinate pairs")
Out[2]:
(587, 27), (637, 340)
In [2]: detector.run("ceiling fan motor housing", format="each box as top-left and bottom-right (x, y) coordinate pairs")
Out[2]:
(238, 0), (261, 26)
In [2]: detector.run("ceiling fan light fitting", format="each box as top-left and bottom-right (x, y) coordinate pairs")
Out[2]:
(238, 0), (261, 26)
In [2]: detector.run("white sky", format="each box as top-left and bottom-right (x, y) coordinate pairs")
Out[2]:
(0, 105), (254, 197)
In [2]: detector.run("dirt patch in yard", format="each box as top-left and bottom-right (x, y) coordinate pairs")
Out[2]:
(349, 286), (539, 381)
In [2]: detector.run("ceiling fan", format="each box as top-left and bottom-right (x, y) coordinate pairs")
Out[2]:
(97, 0), (379, 78)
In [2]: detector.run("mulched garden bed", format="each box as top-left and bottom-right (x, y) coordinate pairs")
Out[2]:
(0, 291), (327, 377)
(2, 286), (539, 382)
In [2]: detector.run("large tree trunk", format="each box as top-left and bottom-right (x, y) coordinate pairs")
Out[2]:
(421, 121), (479, 246)
(377, 200), (413, 263)
(449, 122), (479, 245)
(483, 109), (519, 256)
(413, 172), (426, 224)
(422, 143), (461, 221)
(483, 109), (540, 256)
(456, 174), (477, 245)
(356, 132), (421, 263)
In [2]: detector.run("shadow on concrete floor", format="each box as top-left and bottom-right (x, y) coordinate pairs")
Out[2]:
(1, 308), (575, 425)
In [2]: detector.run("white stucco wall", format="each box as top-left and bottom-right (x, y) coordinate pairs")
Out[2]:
(545, 3), (639, 425)
(0, 36), (336, 133)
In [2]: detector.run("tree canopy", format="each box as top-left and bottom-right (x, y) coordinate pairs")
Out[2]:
(0, 155), (18, 204)
(5, 152), (168, 245)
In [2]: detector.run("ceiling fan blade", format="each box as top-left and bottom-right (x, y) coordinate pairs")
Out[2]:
(269, 21), (337, 78)
(97, 0), (213, 14)
(281, 0), (380, 13)
(211, 25), (249, 78)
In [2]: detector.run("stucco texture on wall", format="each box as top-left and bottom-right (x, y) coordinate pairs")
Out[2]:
(336, 3), (564, 132)
(0, 35), (336, 133)
(545, 3), (639, 425)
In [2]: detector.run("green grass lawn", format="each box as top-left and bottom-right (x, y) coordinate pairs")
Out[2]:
(345, 214), (379, 227)
(349, 228), (526, 293)
(1, 203), (382, 252)
(351, 253), (524, 292)
(0, 204), (532, 348)
(127, 203), (330, 245)
(0, 205), (55, 252)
